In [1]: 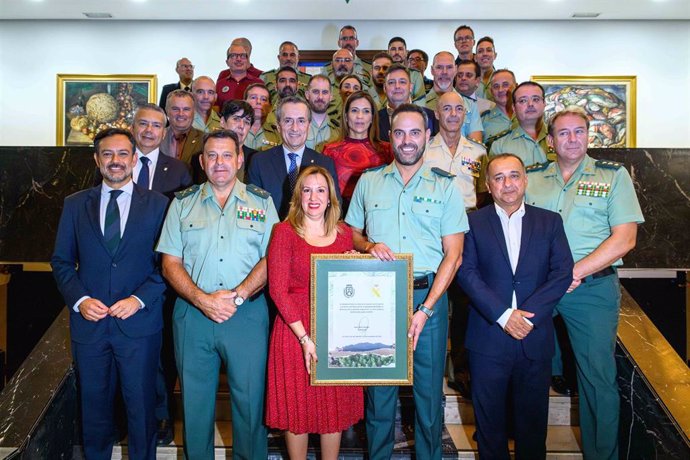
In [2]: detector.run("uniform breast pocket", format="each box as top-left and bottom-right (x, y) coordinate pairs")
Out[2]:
(411, 201), (443, 239)
(364, 199), (393, 238)
(572, 195), (609, 235)
(180, 220), (207, 257)
(573, 195), (608, 214)
(236, 218), (266, 254)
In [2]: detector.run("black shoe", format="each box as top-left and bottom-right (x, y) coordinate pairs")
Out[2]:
(551, 375), (573, 396)
(156, 419), (174, 445)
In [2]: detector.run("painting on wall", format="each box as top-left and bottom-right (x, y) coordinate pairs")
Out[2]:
(56, 74), (157, 146)
(531, 75), (637, 148)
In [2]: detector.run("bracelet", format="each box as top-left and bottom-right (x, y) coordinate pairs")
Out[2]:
(299, 334), (312, 345)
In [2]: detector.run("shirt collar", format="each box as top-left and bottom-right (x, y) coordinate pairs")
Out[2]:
(282, 145), (306, 157)
(494, 200), (526, 219)
(101, 178), (134, 197)
(136, 147), (159, 163)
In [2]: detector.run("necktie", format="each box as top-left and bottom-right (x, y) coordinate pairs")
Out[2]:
(287, 153), (298, 193)
(104, 190), (123, 255)
(138, 156), (150, 190)
(184, 86), (191, 92)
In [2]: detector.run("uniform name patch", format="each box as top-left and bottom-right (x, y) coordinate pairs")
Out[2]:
(576, 181), (611, 198)
(237, 206), (266, 222)
(413, 196), (443, 204)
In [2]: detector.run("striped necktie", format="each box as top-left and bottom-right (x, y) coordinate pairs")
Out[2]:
(104, 190), (123, 255)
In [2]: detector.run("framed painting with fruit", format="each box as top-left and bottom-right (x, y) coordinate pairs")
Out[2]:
(56, 74), (157, 146)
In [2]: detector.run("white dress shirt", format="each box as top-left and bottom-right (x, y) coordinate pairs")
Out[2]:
(133, 148), (160, 190)
(282, 145), (306, 172)
(494, 201), (526, 329)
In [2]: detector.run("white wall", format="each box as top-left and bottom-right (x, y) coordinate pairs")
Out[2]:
(1, 19), (688, 147)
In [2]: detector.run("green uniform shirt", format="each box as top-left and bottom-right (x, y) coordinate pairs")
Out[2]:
(525, 154), (644, 264)
(156, 181), (279, 292)
(192, 109), (222, 133)
(306, 116), (341, 153)
(345, 162), (469, 276)
(481, 106), (512, 142)
(489, 123), (551, 166)
(323, 56), (372, 89)
(260, 68), (311, 104)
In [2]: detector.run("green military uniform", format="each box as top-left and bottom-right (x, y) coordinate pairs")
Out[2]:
(489, 120), (553, 166)
(481, 106), (513, 146)
(477, 68), (495, 100)
(345, 163), (468, 460)
(525, 155), (644, 460)
(408, 68), (427, 104)
(245, 115), (281, 151)
(156, 181), (279, 460)
(306, 113), (341, 153)
(425, 89), (483, 139)
(259, 67), (311, 105)
(192, 110), (222, 133)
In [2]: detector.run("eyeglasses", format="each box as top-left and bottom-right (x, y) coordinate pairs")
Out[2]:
(227, 53), (248, 60)
(407, 56), (425, 63)
(454, 35), (474, 43)
(515, 96), (544, 105)
(339, 36), (357, 42)
(334, 58), (353, 64)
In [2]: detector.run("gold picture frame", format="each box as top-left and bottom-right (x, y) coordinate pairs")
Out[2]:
(531, 75), (637, 148)
(56, 74), (157, 146)
(310, 253), (414, 386)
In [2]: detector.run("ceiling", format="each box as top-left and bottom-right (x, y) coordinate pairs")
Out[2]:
(1, 0), (689, 21)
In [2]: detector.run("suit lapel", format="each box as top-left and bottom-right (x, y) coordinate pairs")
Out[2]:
(152, 155), (167, 191)
(86, 186), (111, 255)
(515, 205), (533, 274)
(487, 209), (511, 268)
(301, 149), (318, 170)
(117, 185), (144, 257)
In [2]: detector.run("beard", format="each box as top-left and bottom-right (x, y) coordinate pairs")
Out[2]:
(393, 141), (425, 166)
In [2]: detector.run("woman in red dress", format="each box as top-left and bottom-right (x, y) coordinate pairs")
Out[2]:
(266, 165), (363, 459)
(322, 91), (393, 211)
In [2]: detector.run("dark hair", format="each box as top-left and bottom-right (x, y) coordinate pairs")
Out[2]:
(384, 63), (410, 80)
(372, 52), (394, 63)
(454, 25), (475, 39)
(202, 129), (240, 153)
(94, 128), (136, 153)
(457, 59), (481, 77)
(486, 153), (525, 177)
(220, 100), (255, 125)
(407, 49), (428, 63)
(276, 65), (298, 81)
(512, 81), (545, 104)
(338, 74), (363, 90)
(243, 82), (269, 100)
(308, 74), (331, 89)
(339, 25), (357, 37)
(476, 36), (495, 49)
(275, 95), (311, 123)
(388, 36), (407, 48)
(390, 103), (428, 129)
(279, 41), (298, 52)
(341, 91), (381, 149)
(492, 68), (517, 84)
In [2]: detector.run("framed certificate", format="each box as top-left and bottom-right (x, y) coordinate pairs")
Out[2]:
(310, 254), (414, 386)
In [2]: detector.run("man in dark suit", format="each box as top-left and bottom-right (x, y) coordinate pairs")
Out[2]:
(378, 64), (437, 141)
(457, 153), (573, 460)
(247, 95), (341, 219)
(158, 57), (194, 109)
(52, 128), (169, 460)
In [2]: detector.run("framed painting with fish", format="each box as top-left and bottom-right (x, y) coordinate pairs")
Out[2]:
(531, 75), (636, 148)
(56, 74), (157, 146)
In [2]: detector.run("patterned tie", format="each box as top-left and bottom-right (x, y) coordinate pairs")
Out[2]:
(288, 153), (298, 193)
(137, 156), (150, 190)
(104, 190), (123, 255)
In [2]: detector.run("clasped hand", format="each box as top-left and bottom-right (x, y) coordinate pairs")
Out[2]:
(79, 296), (141, 321)
(504, 309), (535, 340)
(198, 290), (239, 323)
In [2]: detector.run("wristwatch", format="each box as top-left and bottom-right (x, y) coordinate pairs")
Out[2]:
(232, 290), (245, 306)
(416, 304), (434, 318)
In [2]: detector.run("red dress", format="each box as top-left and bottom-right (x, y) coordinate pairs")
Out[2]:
(266, 221), (364, 434)
(322, 138), (393, 202)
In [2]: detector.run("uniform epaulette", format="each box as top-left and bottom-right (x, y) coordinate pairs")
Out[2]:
(246, 183), (271, 199)
(431, 167), (456, 179)
(467, 137), (487, 150)
(175, 184), (200, 200)
(480, 109), (491, 118)
(525, 162), (550, 173)
(485, 129), (510, 145)
(363, 164), (386, 174)
(595, 159), (622, 170)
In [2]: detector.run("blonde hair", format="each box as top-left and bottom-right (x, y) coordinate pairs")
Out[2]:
(287, 166), (342, 237)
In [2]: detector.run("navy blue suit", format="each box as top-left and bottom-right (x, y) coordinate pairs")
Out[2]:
(457, 204), (573, 460)
(159, 82), (182, 109)
(377, 106), (438, 142)
(247, 145), (341, 219)
(52, 183), (168, 460)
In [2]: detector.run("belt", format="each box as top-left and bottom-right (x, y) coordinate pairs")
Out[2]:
(413, 273), (434, 290)
(581, 266), (616, 283)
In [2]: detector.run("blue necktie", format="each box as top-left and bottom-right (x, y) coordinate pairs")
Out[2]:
(288, 153), (298, 193)
(104, 190), (123, 255)
(138, 156), (150, 190)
